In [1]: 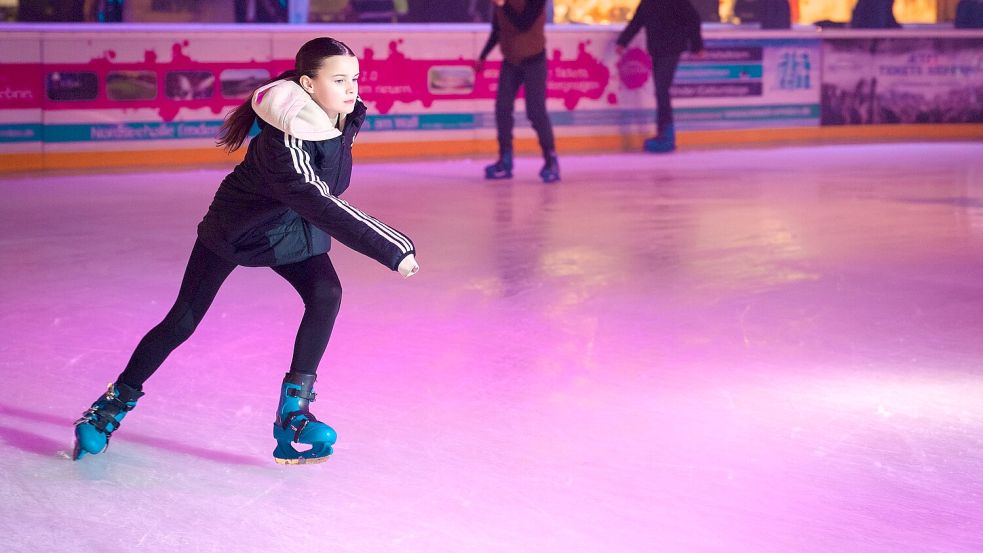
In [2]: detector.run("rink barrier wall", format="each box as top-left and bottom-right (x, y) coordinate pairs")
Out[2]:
(0, 25), (981, 172)
(4, 124), (983, 173)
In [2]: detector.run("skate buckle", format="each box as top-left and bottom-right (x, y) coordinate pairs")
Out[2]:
(286, 388), (316, 401)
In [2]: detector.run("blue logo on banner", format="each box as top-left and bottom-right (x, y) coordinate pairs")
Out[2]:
(776, 51), (812, 90)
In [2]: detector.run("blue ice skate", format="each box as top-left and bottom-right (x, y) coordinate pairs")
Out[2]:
(273, 372), (336, 465)
(73, 381), (144, 460)
(539, 151), (560, 183)
(484, 152), (513, 180)
(643, 125), (676, 153)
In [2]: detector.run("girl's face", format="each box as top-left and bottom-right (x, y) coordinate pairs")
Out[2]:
(299, 55), (359, 117)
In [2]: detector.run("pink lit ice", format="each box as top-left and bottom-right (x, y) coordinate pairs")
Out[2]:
(1, 143), (982, 552)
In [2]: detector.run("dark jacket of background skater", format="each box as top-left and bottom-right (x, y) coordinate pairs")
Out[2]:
(616, 0), (705, 153)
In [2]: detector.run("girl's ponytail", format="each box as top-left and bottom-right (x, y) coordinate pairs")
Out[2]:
(216, 69), (297, 152)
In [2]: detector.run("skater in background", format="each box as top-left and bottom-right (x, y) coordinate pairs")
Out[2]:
(85, 0), (124, 22)
(758, 0), (792, 29)
(477, 0), (561, 183)
(73, 37), (419, 465)
(234, 0), (288, 23)
(955, 0), (983, 28)
(850, 0), (902, 28)
(616, 0), (704, 153)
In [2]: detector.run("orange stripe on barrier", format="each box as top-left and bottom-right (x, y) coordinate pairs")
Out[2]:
(42, 148), (246, 170)
(0, 153), (45, 172)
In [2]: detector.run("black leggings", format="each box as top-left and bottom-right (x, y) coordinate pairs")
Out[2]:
(118, 240), (342, 389)
(495, 51), (556, 158)
(653, 53), (682, 134)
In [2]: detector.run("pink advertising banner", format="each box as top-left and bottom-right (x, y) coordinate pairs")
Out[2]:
(0, 31), (41, 155)
(0, 26), (828, 154)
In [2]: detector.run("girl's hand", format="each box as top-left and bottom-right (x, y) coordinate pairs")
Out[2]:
(491, 0), (506, 6)
(398, 254), (420, 278)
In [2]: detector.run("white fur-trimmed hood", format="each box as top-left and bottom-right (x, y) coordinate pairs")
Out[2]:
(251, 79), (342, 141)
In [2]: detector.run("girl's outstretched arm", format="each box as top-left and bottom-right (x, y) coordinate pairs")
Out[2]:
(261, 131), (416, 272)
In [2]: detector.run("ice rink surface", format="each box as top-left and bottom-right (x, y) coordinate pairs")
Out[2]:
(1, 143), (982, 552)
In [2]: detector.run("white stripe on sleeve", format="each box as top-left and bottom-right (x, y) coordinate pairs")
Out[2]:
(283, 133), (412, 254)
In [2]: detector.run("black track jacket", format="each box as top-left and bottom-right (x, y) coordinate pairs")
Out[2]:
(616, 0), (704, 57)
(198, 80), (415, 269)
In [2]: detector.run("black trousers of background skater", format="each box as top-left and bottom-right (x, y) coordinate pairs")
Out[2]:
(653, 53), (682, 135)
(117, 240), (342, 389)
(495, 51), (556, 157)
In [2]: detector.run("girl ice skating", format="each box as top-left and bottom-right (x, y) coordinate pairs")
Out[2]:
(73, 37), (419, 465)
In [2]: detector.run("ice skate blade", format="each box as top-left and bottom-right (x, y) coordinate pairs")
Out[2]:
(274, 455), (330, 465)
(72, 440), (85, 461)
